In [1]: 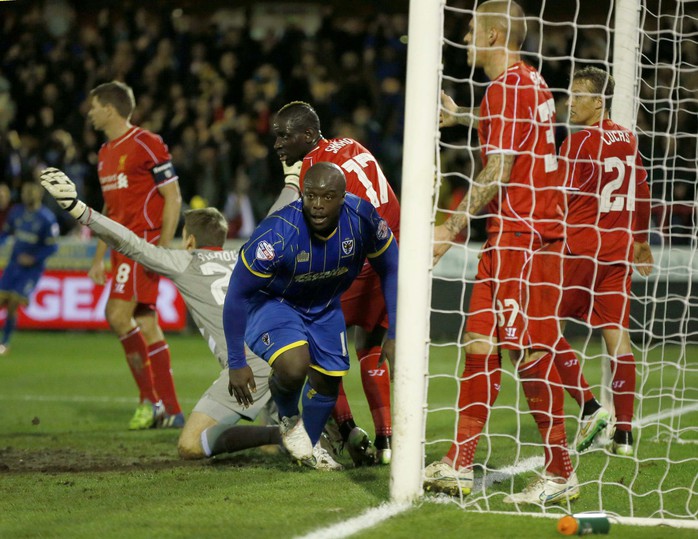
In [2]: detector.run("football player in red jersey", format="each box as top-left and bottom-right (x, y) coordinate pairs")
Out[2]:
(270, 101), (399, 466)
(425, 1), (578, 505)
(556, 67), (653, 457)
(87, 81), (184, 430)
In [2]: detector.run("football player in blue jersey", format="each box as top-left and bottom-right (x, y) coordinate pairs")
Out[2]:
(0, 181), (59, 355)
(223, 162), (398, 467)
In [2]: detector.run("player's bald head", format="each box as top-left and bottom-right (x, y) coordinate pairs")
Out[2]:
(476, 0), (527, 49)
(304, 162), (346, 192)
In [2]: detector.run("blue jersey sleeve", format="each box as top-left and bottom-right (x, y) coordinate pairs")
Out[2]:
(223, 259), (272, 369)
(365, 210), (398, 339)
(364, 207), (395, 259)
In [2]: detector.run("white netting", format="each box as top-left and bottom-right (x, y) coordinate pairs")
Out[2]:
(422, 0), (698, 525)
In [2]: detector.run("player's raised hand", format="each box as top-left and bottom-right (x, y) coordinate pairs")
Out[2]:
(39, 167), (87, 219)
(228, 365), (256, 408)
(282, 160), (302, 190)
(433, 223), (456, 265)
(440, 91), (460, 128)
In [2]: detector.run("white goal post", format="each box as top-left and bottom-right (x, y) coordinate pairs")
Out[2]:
(393, 0), (698, 529)
(390, 0), (443, 502)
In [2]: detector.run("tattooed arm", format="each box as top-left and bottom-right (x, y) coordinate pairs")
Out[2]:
(433, 153), (514, 264)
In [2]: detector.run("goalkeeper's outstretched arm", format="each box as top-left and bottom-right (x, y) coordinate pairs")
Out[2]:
(39, 167), (188, 278)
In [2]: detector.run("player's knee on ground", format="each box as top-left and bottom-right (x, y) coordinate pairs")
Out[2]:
(177, 429), (205, 459)
(177, 413), (217, 459)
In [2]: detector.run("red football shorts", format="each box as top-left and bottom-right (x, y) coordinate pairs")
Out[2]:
(341, 263), (388, 333)
(466, 234), (564, 351)
(560, 256), (632, 329)
(108, 233), (160, 306)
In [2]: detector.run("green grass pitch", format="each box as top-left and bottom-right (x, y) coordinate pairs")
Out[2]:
(1, 331), (696, 538)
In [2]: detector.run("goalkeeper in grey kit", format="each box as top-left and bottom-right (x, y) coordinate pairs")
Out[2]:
(40, 167), (280, 460)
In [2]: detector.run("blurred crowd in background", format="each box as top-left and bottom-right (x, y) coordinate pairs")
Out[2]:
(0, 0), (694, 244)
(0, 0), (407, 238)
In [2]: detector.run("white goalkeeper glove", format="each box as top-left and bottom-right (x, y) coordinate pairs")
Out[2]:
(40, 167), (87, 219)
(282, 160), (302, 191)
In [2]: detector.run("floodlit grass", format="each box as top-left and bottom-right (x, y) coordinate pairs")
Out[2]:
(1, 331), (696, 538)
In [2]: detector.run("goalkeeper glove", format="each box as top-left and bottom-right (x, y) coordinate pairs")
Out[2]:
(282, 160), (302, 191)
(40, 167), (87, 219)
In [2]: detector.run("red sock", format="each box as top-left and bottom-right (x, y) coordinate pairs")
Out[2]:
(120, 327), (158, 403)
(554, 337), (594, 406)
(518, 353), (573, 479)
(359, 346), (392, 437)
(446, 353), (500, 471)
(331, 381), (353, 424)
(148, 341), (181, 415)
(611, 353), (636, 431)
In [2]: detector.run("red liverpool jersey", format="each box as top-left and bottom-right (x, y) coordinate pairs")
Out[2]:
(560, 118), (649, 262)
(299, 138), (400, 240)
(97, 126), (178, 234)
(478, 62), (564, 241)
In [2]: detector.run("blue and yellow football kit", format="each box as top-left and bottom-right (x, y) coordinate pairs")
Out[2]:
(224, 193), (398, 375)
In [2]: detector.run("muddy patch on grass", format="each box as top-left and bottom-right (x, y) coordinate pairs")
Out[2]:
(0, 446), (193, 473)
(0, 446), (285, 474)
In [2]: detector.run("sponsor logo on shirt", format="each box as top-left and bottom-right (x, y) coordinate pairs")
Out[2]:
(376, 219), (389, 240)
(255, 241), (275, 261)
(342, 239), (354, 255)
(100, 173), (129, 191)
(294, 267), (349, 282)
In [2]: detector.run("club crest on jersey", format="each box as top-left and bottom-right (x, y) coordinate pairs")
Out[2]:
(342, 239), (354, 255)
(296, 250), (310, 263)
(376, 219), (389, 240)
(118, 155), (128, 171)
(262, 333), (271, 346)
(256, 241), (275, 261)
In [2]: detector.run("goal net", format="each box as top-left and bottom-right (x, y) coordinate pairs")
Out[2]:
(393, 0), (698, 528)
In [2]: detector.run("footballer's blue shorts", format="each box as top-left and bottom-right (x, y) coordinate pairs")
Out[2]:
(0, 262), (43, 304)
(245, 297), (350, 376)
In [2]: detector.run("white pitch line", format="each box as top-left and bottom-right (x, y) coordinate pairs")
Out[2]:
(636, 401), (698, 426)
(294, 502), (412, 539)
(298, 402), (698, 538)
